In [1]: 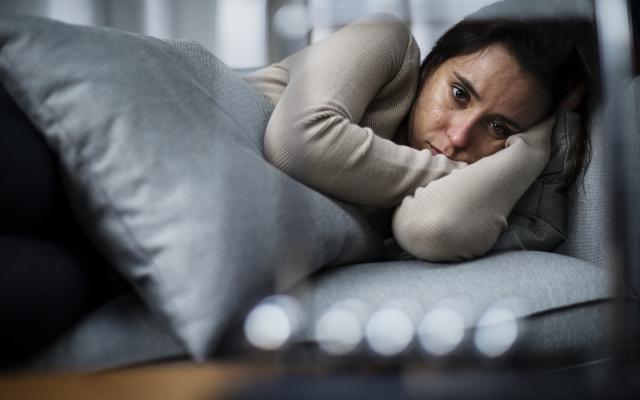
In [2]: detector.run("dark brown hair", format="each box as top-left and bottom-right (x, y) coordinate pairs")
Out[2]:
(419, 15), (600, 188)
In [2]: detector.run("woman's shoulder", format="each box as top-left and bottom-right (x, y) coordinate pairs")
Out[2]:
(264, 13), (419, 77)
(341, 13), (419, 56)
(354, 12), (413, 36)
(246, 13), (420, 111)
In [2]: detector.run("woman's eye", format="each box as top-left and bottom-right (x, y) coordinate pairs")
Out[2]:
(451, 86), (469, 104)
(489, 121), (511, 138)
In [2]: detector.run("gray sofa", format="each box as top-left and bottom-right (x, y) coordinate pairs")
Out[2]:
(18, 69), (639, 371)
(2, 10), (637, 372)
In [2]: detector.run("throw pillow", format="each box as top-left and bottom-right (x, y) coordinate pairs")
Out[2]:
(0, 14), (386, 359)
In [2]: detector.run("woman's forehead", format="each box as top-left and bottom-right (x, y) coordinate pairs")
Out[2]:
(438, 44), (551, 126)
(446, 45), (530, 93)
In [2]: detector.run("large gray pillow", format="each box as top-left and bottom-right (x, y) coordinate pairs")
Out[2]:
(0, 15), (387, 359)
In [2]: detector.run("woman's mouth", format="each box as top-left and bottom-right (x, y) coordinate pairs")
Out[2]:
(430, 146), (443, 156)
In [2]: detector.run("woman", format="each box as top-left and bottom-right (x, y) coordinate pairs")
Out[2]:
(245, 7), (598, 261)
(0, 2), (597, 366)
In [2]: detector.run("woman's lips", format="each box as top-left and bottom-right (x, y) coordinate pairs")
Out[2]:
(430, 146), (443, 156)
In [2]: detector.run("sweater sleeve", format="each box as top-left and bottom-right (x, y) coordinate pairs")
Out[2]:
(262, 13), (466, 208)
(391, 117), (555, 261)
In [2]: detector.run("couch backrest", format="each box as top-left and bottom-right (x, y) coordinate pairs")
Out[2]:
(624, 76), (640, 296)
(557, 77), (640, 294)
(555, 109), (612, 266)
(627, 76), (640, 293)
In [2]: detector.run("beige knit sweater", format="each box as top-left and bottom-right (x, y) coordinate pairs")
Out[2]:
(244, 13), (553, 261)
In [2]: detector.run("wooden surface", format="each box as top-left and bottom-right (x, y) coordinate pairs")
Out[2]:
(0, 361), (274, 400)
(2, 360), (638, 399)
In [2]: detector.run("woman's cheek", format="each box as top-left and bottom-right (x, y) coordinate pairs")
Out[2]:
(410, 86), (454, 148)
(412, 107), (446, 148)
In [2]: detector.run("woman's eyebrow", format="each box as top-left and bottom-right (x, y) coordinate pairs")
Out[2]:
(454, 71), (524, 131)
(453, 72), (482, 101)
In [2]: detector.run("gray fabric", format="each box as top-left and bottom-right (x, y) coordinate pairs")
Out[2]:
(22, 294), (186, 373)
(556, 109), (612, 266)
(23, 253), (616, 372)
(493, 109), (580, 252)
(622, 77), (640, 296)
(27, 289), (616, 372)
(291, 251), (614, 336)
(553, 79), (640, 275)
(0, 15), (388, 360)
(514, 300), (617, 364)
(268, 251), (616, 367)
(269, 300), (618, 368)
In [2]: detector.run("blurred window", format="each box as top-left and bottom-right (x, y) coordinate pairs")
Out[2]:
(214, 0), (268, 69)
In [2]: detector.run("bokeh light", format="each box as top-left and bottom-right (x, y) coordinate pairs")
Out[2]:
(418, 306), (465, 356)
(473, 306), (519, 358)
(273, 4), (311, 39)
(244, 295), (302, 351)
(365, 306), (415, 356)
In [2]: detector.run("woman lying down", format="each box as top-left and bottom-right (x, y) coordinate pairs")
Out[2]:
(245, 6), (598, 261)
(0, 0), (601, 367)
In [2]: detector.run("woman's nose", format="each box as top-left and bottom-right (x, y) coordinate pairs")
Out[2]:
(446, 113), (477, 148)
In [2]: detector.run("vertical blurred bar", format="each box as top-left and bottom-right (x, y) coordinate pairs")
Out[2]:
(214, 0), (268, 69)
(0, 0), (49, 15)
(101, 0), (145, 33)
(594, 0), (636, 366)
(628, 0), (640, 367)
(308, 0), (410, 44)
(267, 0), (310, 64)
(46, 0), (105, 25)
(408, 0), (497, 61)
(143, 0), (172, 38)
(143, 0), (217, 53)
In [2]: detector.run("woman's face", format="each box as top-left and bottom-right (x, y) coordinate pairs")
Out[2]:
(408, 43), (551, 163)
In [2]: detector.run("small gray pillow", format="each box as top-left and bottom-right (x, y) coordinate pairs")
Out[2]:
(492, 108), (580, 251)
(0, 15), (386, 359)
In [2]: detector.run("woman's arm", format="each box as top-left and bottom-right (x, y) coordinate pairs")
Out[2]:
(391, 117), (555, 261)
(262, 13), (466, 208)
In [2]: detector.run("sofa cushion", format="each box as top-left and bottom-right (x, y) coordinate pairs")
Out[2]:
(298, 251), (613, 321)
(24, 291), (616, 371)
(0, 15), (387, 359)
(22, 294), (186, 372)
(556, 76), (640, 272)
(287, 251), (615, 358)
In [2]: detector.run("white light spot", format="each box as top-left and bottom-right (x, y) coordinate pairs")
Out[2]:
(365, 307), (414, 356)
(315, 308), (363, 355)
(418, 307), (465, 356)
(244, 295), (301, 351)
(474, 307), (519, 358)
(273, 4), (310, 39)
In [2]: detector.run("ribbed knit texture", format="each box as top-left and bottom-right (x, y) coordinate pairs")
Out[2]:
(245, 13), (553, 261)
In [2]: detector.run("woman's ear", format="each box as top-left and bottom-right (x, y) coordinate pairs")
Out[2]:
(560, 81), (586, 111)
